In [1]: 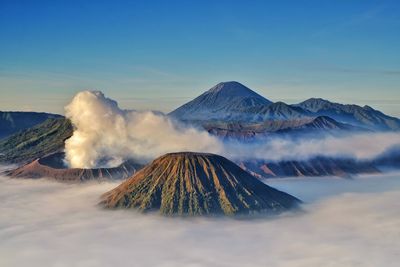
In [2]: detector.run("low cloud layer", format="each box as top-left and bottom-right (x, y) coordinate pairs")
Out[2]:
(1, 174), (400, 267)
(225, 132), (400, 162)
(64, 91), (400, 168)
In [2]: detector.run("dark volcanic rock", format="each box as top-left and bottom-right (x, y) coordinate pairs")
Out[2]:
(100, 152), (301, 216)
(6, 152), (143, 182)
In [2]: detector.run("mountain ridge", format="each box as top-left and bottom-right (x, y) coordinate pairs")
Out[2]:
(204, 116), (365, 140)
(169, 82), (400, 131)
(0, 118), (73, 164)
(0, 111), (62, 139)
(5, 152), (142, 182)
(296, 98), (400, 130)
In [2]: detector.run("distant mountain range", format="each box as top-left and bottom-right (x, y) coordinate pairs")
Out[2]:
(2, 115), (396, 180)
(296, 98), (400, 130)
(1, 81), (399, 180)
(0, 111), (62, 139)
(204, 116), (364, 140)
(239, 157), (380, 179)
(170, 81), (400, 131)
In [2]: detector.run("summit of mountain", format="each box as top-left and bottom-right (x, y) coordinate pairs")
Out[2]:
(169, 81), (272, 121)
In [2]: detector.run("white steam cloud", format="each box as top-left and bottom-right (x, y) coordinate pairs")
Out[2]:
(64, 91), (400, 168)
(65, 91), (222, 168)
(1, 173), (400, 266)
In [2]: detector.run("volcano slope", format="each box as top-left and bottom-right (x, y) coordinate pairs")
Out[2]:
(100, 152), (301, 216)
(5, 152), (143, 182)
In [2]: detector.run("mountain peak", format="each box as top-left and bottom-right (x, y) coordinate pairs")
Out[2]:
(208, 81), (270, 99)
(169, 82), (272, 121)
(296, 98), (336, 112)
(211, 81), (242, 88)
(100, 152), (300, 216)
(300, 98), (332, 105)
(208, 81), (253, 93)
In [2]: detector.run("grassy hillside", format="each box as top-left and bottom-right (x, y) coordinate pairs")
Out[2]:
(0, 118), (73, 164)
(0, 111), (62, 139)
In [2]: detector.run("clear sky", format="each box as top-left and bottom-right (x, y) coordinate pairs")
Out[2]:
(1, 0), (399, 116)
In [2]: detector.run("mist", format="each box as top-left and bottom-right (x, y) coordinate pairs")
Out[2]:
(1, 173), (400, 267)
(224, 132), (400, 162)
(64, 91), (400, 168)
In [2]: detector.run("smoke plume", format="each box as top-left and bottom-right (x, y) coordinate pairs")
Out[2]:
(65, 91), (222, 168)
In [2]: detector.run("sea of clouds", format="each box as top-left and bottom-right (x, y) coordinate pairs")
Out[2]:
(64, 91), (400, 168)
(1, 172), (400, 267)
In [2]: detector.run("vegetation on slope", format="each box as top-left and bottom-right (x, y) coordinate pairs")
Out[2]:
(0, 118), (73, 164)
(101, 152), (301, 216)
(0, 111), (62, 139)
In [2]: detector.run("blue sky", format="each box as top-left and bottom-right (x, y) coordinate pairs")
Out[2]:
(1, 0), (400, 116)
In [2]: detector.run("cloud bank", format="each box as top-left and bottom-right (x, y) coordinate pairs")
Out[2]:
(1, 174), (400, 267)
(64, 91), (400, 168)
(225, 132), (400, 162)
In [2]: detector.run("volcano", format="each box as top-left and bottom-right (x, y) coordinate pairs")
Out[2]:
(100, 152), (300, 216)
(169, 81), (272, 122)
(5, 152), (143, 182)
